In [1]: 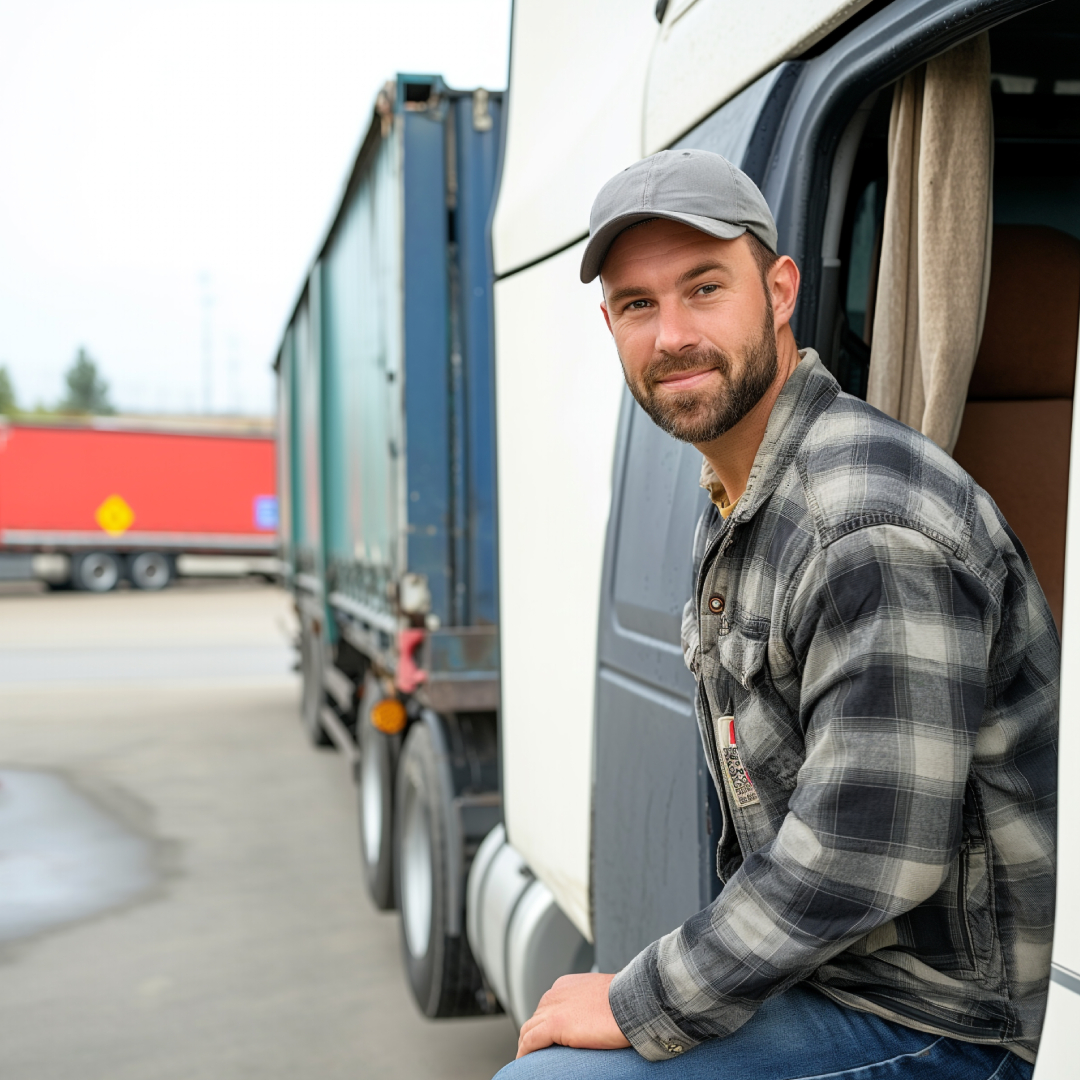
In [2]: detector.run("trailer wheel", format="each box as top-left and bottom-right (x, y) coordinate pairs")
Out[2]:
(358, 687), (399, 910)
(299, 617), (332, 747)
(395, 722), (486, 1017)
(129, 552), (174, 590)
(73, 552), (122, 593)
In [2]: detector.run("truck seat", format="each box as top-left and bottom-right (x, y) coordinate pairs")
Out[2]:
(952, 225), (1080, 629)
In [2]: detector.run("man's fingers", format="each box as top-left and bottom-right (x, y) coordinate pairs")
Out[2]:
(517, 1026), (551, 1058)
(516, 1013), (554, 1058)
(516, 1000), (545, 1059)
(518, 1011), (543, 1043)
(516, 1013), (537, 1058)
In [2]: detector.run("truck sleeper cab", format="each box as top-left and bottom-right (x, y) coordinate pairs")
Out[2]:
(479, 0), (1079, 1068)
(276, 74), (506, 1017)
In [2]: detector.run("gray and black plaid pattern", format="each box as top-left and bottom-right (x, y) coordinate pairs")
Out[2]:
(609, 352), (1059, 1064)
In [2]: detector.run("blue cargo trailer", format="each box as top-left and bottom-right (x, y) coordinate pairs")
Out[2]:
(275, 74), (504, 1018)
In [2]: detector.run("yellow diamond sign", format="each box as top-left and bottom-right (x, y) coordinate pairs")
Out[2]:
(95, 494), (135, 536)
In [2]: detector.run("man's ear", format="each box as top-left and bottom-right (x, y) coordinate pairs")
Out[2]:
(768, 256), (800, 330)
(600, 299), (613, 336)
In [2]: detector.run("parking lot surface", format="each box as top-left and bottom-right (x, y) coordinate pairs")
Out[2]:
(0, 580), (518, 1080)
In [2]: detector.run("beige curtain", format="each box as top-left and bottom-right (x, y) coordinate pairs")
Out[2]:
(866, 33), (994, 454)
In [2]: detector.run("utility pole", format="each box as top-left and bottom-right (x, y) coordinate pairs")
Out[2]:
(200, 272), (214, 414)
(228, 333), (241, 415)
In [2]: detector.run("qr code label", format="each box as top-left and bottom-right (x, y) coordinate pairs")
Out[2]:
(720, 745), (760, 808)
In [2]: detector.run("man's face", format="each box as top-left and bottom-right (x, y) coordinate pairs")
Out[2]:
(600, 220), (778, 445)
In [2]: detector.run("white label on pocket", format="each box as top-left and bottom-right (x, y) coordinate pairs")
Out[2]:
(714, 714), (760, 809)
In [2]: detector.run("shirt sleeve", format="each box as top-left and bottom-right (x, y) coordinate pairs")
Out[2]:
(608, 523), (996, 1060)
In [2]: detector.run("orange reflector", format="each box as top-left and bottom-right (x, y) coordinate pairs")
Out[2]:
(370, 697), (407, 735)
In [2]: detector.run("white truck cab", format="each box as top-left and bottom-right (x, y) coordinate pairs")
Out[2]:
(474, 2), (1080, 1073)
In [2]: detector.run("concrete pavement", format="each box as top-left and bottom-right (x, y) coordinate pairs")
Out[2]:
(0, 581), (518, 1079)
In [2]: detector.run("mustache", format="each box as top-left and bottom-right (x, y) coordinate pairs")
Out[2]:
(642, 347), (732, 389)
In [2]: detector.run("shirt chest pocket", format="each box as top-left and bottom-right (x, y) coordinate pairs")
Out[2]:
(701, 618), (803, 793)
(698, 617), (769, 738)
(715, 617), (770, 689)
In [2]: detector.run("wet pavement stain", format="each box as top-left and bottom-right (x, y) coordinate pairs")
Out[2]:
(0, 768), (160, 942)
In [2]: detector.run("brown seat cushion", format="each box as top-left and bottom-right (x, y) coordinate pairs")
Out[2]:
(952, 225), (1080, 630)
(968, 226), (1080, 401)
(953, 399), (1072, 628)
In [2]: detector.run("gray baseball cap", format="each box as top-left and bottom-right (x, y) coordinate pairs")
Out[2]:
(580, 149), (778, 283)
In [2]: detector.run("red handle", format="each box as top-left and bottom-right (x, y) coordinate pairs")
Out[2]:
(395, 628), (427, 694)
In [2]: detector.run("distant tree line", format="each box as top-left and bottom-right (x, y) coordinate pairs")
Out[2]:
(0, 347), (115, 417)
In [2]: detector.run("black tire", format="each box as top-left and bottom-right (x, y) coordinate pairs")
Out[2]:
(395, 721), (487, 1017)
(358, 679), (399, 910)
(129, 551), (174, 590)
(72, 551), (122, 593)
(299, 617), (332, 747)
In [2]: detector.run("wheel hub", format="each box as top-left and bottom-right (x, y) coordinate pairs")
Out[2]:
(400, 782), (433, 959)
(362, 746), (383, 866)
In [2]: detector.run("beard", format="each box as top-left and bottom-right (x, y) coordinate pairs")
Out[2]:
(622, 298), (778, 444)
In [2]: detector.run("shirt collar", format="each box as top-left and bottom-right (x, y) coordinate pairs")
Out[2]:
(699, 458), (738, 517)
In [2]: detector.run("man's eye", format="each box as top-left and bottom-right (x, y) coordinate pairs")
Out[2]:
(697, 284), (718, 295)
(626, 299), (650, 310)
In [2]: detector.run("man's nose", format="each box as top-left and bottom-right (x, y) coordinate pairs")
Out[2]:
(653, 302), (700, 356)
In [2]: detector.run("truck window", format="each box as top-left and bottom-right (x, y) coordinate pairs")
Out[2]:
(832, 94), (890, 400)
(844, 179), (883, 343)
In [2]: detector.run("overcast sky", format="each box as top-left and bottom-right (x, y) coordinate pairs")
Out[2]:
(0, 0), (511, 416)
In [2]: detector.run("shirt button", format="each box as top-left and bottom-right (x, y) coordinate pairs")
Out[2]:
(664, 1041), (684, 1054)
(708, 594), (725, 614)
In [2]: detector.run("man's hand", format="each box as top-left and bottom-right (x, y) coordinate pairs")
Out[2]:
(516, 973), (631, 1058)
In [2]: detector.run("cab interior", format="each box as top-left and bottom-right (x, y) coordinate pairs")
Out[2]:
(824, 2), (1080, 628)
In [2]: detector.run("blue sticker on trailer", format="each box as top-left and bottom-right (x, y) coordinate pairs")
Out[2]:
(254, 495), (279, 530)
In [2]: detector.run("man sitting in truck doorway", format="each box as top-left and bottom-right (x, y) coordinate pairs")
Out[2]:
(496, 150), (1057, 1080)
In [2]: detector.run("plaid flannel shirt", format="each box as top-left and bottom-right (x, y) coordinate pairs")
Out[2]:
(608, 350), (1059, 1064)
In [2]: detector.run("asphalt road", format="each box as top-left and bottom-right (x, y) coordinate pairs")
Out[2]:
(0, 579), (518, 1080)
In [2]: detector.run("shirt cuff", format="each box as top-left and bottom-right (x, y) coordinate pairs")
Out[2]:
(608, 941), (701, 1062)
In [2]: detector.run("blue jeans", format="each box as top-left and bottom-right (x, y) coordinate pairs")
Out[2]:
(494, 986), (1032, 1080)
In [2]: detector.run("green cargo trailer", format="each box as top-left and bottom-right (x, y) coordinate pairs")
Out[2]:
(275, 74), (504, 1018)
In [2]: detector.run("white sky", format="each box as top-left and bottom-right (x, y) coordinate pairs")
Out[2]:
(0, 0), (511, 416)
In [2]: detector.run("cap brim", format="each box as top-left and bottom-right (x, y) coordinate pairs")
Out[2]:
(579, 211), (748, 283)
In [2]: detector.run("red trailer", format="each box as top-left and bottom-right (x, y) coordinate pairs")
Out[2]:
(0, 419), (277, 591)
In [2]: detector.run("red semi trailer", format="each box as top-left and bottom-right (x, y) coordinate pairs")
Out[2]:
(0, 418), (277, 591)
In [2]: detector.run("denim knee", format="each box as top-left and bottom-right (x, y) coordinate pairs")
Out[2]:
(493, 1045), (645, 1080)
